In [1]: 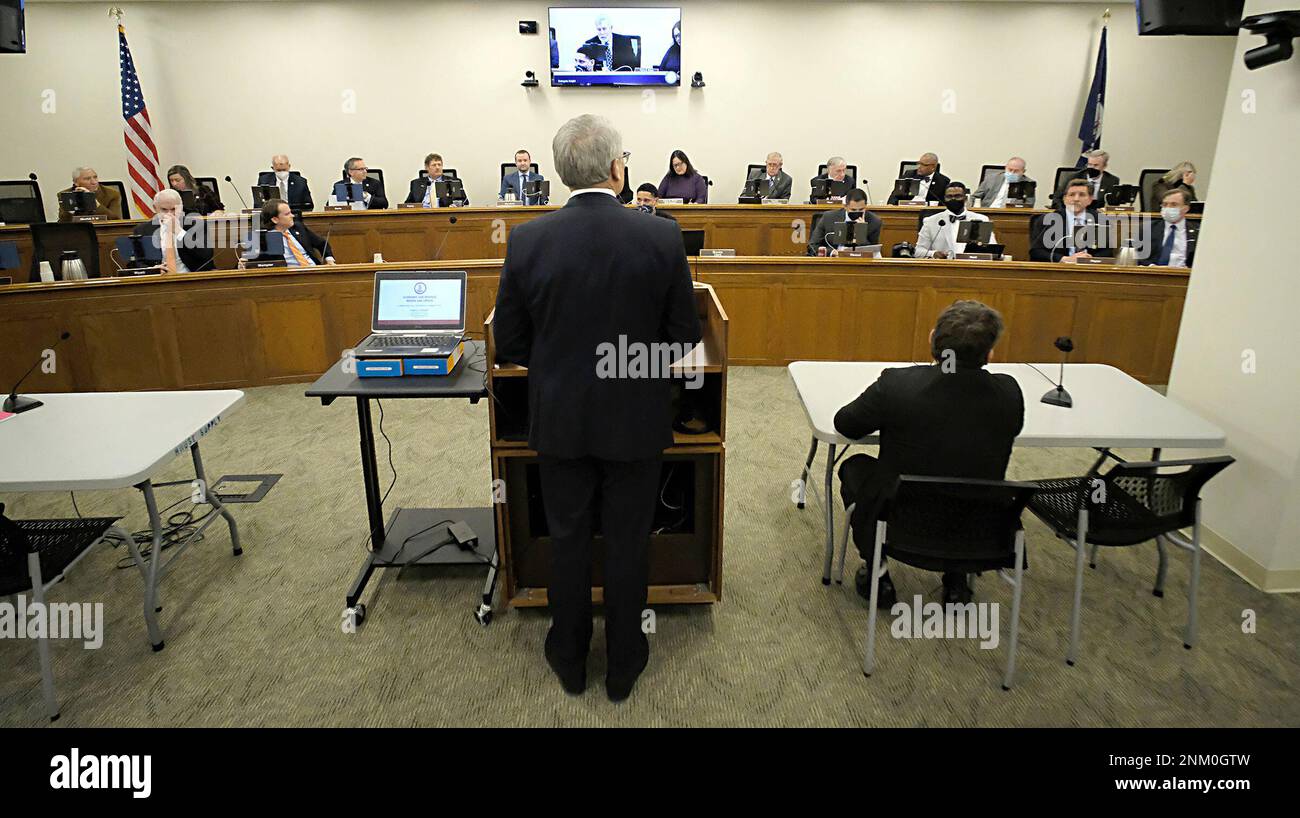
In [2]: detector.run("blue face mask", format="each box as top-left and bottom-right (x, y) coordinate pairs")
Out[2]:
(1005, 172), (1022, 183)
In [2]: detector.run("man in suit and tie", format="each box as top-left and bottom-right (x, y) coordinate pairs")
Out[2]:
(406, 153), (469, 207)
(58, 167), (123, 222)
(975, 156), (1036, 208)
(745, 152), (793, 201)
(915, 182), (995, 258)
(809, 156), (856, 203)
(241, 199), (335, 268)
(808, 188), (881, 255)
(835, 300), (1024, 606)
(887, 152), (951, 205)
(1054, 149), (1120, 205)
(131, 189), (213, 273)
(493, 114), (701, 701)
(1141, 189), (1199, 268)
(257, 154), (314, 212)
(499, 149), (547, 205)
(333, 157), (388, 209)
(1030, 179), (1115, 262)
(583, 14), (640, 70)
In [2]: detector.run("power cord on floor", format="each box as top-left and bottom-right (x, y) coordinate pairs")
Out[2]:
(108, 494), (217, 569)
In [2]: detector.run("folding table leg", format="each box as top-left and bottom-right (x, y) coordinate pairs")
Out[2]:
(136, 480), (167, 651)
(821, 443), (837, 585)
(192, 443), (241, 556)
(797, 436), (819, 509)
(28, 553), (59, 721)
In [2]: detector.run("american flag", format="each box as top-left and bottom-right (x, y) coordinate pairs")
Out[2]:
(118, 23), (162, 218)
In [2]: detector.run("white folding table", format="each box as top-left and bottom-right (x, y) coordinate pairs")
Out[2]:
(0, 390), (245, 649)
(787, 362), (1226, 582)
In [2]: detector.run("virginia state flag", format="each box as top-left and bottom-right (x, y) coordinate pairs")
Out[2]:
(1075, 25), (1107, 167)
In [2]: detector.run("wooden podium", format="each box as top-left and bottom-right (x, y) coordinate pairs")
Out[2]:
(485, 283), (729, 608)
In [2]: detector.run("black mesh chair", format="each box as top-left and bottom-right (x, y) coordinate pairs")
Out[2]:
(1027, 455), (1234, 666)
(898, 160), (941, 178)
(195, 176), (220, 197)
(1139, 168), (1171, 212)
(418, 168), (458, 179)
(99, 180), (131, 218)
(0, 178), (46, 224)
(1051, 166), (1079, 205)
(0, 503), (130, 720)
(977, 164), (1002, 194)
(817, 163), (859, 181)
(30, 222), (100, 280)
(365, 168), (385, 187)
(844, 474), (1038, 689)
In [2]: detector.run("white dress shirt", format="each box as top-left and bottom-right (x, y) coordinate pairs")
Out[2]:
(990, 178), (1010, 208)
(1165, 219), (1189, 268)
(570, 187), (618, 198)
(916, 209), (992, 258)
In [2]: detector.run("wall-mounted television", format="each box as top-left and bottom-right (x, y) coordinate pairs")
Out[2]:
(0, 0), (26, 54)
(549, 7), (681, 87)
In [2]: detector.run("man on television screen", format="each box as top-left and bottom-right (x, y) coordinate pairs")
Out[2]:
(583, 14), (640, 70)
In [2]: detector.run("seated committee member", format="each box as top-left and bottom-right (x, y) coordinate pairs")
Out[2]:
(809, 156), (856, 201)
(887, 152), (950, 205)
(657, 21), (681, 73)
(332, 157), (388, 209)
(634, 183), (677, 221)
(834, 300), (1023, 606)
(130, 189), (214, 273)
(406, 153), (467, 207)
(1151, 161), (1198, 207)
(167, 164), (224, 215)
(975, 157), (1035, 208)
(492, 114), (700, 701)
(57, 167), (122, 221)
(584, 14), (641, 70)
(1141, 189), (1199, 268)
(499, 149), (547, 204)
(658, 150), (708, 204)
(1030, 178), (1115, 262)
(744, 152), (793, 200)
(242, 199), (336, 268)
(257, 154), (314, 212)
(915, 182), (995, 258)
(1055, 149), (1119, 204)
(808, 188), (881, 256)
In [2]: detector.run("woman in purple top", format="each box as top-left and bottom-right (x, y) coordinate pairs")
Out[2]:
(657, 150), (708, 204)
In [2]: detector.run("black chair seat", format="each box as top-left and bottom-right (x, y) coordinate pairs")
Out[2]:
(1028, 476), (1174, 547)
(0, 516), (120, 597)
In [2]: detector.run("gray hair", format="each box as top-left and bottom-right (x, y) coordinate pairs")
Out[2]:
(766, 151), (783, 162)
(552, 114), (623, 189)
(153, 188), (181, 208)
(826, 155), (846, 169)
(1085, 149), (1110, 165)
(72, 166), (94, 181)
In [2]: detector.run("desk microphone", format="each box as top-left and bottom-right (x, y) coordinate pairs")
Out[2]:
(1041, 336), (1075, 408)
(223, 175), (250, 210)
(5, 331), (71, 414)
(432, 215), (458, 261)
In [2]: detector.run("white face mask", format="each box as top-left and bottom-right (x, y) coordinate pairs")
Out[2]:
(275, 170), (289, 182)
(1161, 207), (1183, 224)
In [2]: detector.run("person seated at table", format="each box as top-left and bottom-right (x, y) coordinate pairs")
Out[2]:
(975, 156), (1035, 208)
(1054, 149), (1119, 204)
(834, 300), (1024, 606)
(241, 199), (336, 268)
(332, 157), (388, 209)
(583, 14), (641, 70)
(657, 20), (681, 73)
(658, 149), (708, 203)
(744, 152), (793, 200)
(915, 182), (995, 259)
(499, 149), (546, 204)
(406, 153), (467, 207)
(130, 189), (214, 273)
(633, 183), (677, 222)
(1150, 161), (1198, 207)
(57, 167), (122, 222)
(257, 154), (314, 212)
(166, 165), (224, 216)
(809, 156), (855, 202)
(808, 188), (881, 256)
(1030, 178), (1114, 262)
(1140, 188), (1199, 268)
(887, 152), (950, 205)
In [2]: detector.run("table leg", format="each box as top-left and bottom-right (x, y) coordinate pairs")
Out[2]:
(348, 397), (386, 618)
(192, 443), (241, 556)
(136, 480), (166, 651)
(822, 443), (837, 585)
(797, 436), (819, 509)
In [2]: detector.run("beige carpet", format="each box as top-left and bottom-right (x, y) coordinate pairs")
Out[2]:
(2, 367), (1296, 727)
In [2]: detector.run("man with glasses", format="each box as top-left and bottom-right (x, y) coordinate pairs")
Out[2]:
(332, 157), (388, 209)
(888, 152), (950, 205)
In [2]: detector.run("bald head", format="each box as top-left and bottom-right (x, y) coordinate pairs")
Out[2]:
(271, 155), (290, 172)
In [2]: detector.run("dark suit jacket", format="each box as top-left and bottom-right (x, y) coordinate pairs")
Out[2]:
(332, 176), (388, 210)
(405, 175), (469, 206)
(834, 363), (1024, 527)
(257, 171), (314, 211)
(582, 33), (641, 69)
(1055, 170), (1119, 204)
(493, 192), (701, 460)
(808, 174), (856, 202)
(745, 170), (793, 200)
(1029, 208), (1116, 261)
(183, 186), (224, 216)
(808, 208), (882, 255)
(1141, 218), (1199, 267)
(252, 222), (333, 265)
(887, 170), (952, 205)
(131, 218), (215, 272)
(499, 170), (546, 203)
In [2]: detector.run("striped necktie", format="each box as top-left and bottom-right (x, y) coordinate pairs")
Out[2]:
(282, 230), (311, 266)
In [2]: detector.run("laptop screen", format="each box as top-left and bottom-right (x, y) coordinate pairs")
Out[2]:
(372, 271), (466, 332)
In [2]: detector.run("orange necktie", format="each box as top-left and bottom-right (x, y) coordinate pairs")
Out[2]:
(162, 224), (178, 273)
(283, 229), (311, 266)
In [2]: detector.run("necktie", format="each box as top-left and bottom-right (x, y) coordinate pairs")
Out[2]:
(521, 172), (528, 202)
(163, 225), (178, 273)
(283, 230), (311, 266)
(280, 179), (288, 200)
(1157, 224), (1177, 266)
(604, 41), (613, 69)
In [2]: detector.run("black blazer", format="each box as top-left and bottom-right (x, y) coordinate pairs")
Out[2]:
(331, 176), (388, 210)
(182, 185), (224, 216)
(887, 170), (952, 205)
(405, 175), (469, 207)
(257, 171), (314, 211)
(582, 33), (641, 69)
(834, 364), (1024, 523)
(808, 208), (882, 255)
(252, 222), (333, 265)
(1141, 219), (1199, 267)
(493, 192), (702, 460)
(1029, 208), (1116, 262)
(131, 219), (215, 272)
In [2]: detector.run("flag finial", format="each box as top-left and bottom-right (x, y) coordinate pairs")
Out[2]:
(108, 6), (123, 21)
(1103, 8), (1111, 24)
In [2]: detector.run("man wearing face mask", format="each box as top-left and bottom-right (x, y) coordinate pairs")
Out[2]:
(634, 183), (677, 222)
(1141, 189), (1199, 268)
(975, 157), (1035, 208)
(915, 182), (994, 259)
(808, 188), (881, 256)
(257, 155), (314, 212)
(1056, 149), (1120, 204)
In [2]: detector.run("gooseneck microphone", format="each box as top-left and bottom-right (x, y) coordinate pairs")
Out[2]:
(223, 175), (250, 210)
(4, 331), (71, 414)
(432, 215), (458, 261)
(1041, 336), (1075, 408)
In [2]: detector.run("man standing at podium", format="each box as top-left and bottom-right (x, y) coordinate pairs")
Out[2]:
(493, 114), (700, 702)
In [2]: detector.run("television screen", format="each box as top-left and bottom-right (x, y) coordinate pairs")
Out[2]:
(549, 7), (681, 87)
(0, 0), (26, 54)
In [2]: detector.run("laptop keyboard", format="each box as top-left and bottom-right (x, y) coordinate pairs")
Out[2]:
(369, 335), (460, 348)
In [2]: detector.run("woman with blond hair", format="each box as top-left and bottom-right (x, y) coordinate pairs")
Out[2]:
(1151, 161), (1197, 207)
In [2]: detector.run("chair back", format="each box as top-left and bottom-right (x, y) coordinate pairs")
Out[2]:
(363, 168), (385, 188)
(1139, 168), (1171, 212)
(194, 176), (220, 196)
(500, 162), (541, 179)
(915, 208), (942, 230)
(1051, 166), (1080, 204)
(30, 222), (100, 280)
(1094, 456), (1234, 542)
(978, 164), (1002, 190)
(817, 163), (859, 182)
(881, 475), (1037, 573)
(899, 160), (941, 179)
(0, 178), (46, 224)
(99, 180), (131, 218)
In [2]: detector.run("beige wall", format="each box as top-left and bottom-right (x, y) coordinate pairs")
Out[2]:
(3, 0), (1234, 217)
(1166, 0), (1300, 592)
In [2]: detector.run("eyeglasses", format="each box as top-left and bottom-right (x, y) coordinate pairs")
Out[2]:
(620, 151), (631, 163)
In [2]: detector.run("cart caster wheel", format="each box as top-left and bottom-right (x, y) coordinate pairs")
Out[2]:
(474, 606), (493, 626)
